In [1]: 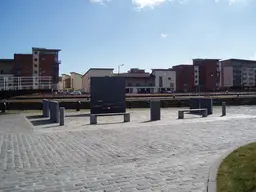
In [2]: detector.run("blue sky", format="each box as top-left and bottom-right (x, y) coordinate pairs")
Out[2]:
(1, 0), (256, 74)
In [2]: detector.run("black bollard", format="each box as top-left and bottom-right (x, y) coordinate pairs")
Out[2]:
(76, 101), (81, 111)
(1, 102), (6, 113)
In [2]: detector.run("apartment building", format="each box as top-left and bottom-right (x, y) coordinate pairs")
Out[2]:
(118, 68), (155, 93)
(61, 74), (71, 90)
(0, 47), (61, 90)
(219, 59), (256, 89)
(193, 59), (220, 91)
(151, 69), (176, 92)
(71, 72), (82, 90)
(172, 65), (194, 92)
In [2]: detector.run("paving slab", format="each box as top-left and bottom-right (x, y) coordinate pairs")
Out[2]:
(0, 106), (255, 191)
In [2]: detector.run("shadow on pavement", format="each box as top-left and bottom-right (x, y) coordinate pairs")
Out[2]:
(65, 113), (90, 117)
(27, 115), (43, 119)
(30, 119), (52, 126)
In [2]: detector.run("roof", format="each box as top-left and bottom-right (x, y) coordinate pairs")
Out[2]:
(70, 72), (82, 76)
(32, 47), (61, 52)
(0, 59), (14, 63)
(172, 64), (192, 68)
(193, 58), (220, 61)
(61, 73), (71, 77)
(82, 68), (114, 77)
(151, 69), (174, 72)
(220, 58), (256, 63)
(114, 73), (152, 78)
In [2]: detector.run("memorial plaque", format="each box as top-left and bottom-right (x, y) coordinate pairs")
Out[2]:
(90, 77), (126, 114)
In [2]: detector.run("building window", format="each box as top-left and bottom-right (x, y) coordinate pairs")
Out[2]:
(159, 76), (163, 87)
(34, 58), (38, 62)
(34, 64), (38, 68)
(34, 71), (38, 74)
(0, 70), (3, 74)
(168, 77), (171, 80)
(34, 51), (38, 54)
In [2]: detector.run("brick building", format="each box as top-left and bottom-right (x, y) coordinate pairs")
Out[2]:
(0, 59), (14, 75)
(14, 48), (61, 89)
(172, 65), (194, 92)
(0, 47), (61, 90)
(219, 59), (256, 90)
(193, 59), (220, 92)
(118, 68), (155, 93)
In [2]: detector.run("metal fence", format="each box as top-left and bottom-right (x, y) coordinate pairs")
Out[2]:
(0, 76), (52, 90)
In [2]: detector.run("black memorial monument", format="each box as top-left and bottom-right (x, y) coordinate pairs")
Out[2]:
(90, 77), (126, 114)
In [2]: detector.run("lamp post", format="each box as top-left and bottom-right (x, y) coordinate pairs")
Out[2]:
(118, 64), (124, 75)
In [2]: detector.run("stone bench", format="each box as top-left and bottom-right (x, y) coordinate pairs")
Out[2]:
(178, 108), (208, 119)
(90, 113), (130, 125)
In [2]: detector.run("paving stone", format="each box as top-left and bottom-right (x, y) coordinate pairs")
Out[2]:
(0, 107), (255, 192)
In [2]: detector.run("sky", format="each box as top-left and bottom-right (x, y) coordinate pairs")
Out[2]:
(1, 0), (256, 74)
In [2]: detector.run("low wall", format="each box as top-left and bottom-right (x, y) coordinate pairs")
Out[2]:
(4, 97), (256, 110)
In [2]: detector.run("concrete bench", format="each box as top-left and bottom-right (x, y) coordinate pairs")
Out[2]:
(90, 113), (130, 125)
(178, 108), (208, 119)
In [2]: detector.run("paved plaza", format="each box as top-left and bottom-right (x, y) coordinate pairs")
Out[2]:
(0, 106), (256, 192)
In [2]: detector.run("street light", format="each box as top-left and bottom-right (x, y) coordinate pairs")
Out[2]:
(118, 64), (124, 75)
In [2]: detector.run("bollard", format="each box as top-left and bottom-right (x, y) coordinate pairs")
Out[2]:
(49, 101), (54, 121)
(59, 107), (65, 126)
(54, 102), (60, 123)
(76, 101), (81, 111)
(50, 101), (60, 123)
(222, 102), (226, 116)
(42, 99), (50, 117)
(150, 100), (161, 121)
(1, 102), (6, 113)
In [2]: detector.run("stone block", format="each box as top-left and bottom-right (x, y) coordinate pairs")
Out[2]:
(150, 100), (161, 121)
(60, 107), (65, 126)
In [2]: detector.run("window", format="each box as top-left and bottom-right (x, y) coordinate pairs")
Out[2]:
(0, 70), (3, 74)
(168, 77), (171, 80)
(34, 71), (38, 74)
(34, 64), (38, 68)
(34, 51), (38, 54)
(159, 76), (163, 87)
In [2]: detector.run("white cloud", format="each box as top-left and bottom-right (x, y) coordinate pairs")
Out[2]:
(89, 0), (111, 5)
(215, 0), (250, 6)
(90, 0), (250, 8)
(132, 0), (171, 9)
(160, 33), (168, 38)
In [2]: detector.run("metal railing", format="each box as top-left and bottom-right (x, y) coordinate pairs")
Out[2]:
(0, 76), (52, 91)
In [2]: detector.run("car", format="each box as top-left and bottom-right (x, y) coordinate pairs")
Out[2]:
(70, 91), (82, 95)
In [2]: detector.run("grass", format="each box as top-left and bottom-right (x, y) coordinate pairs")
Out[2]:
(217, 142), (256, 192)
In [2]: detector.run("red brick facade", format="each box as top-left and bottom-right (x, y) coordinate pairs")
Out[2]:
(14, 53), (59, 84)
(172, 65), (194, 92)
(193, 59), (219, 91)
